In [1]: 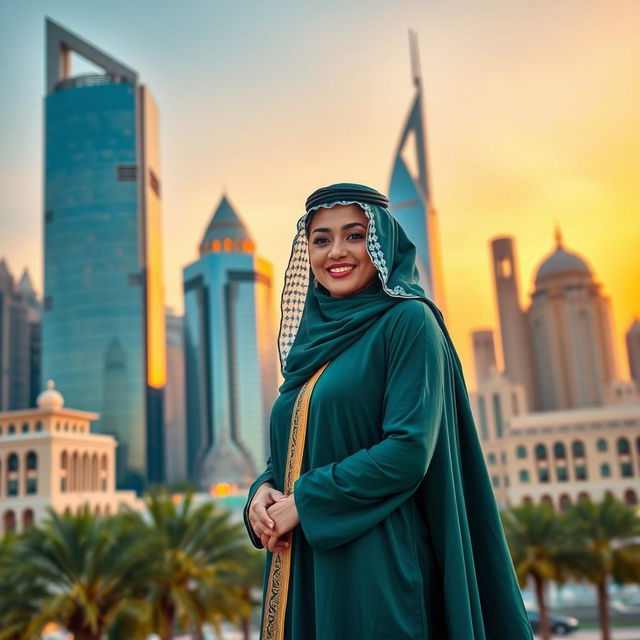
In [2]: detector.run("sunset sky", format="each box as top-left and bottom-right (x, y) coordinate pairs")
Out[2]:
(1, 0), (638, 389)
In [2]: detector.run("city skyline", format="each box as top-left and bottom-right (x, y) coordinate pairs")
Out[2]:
(1, 1), (638, 387)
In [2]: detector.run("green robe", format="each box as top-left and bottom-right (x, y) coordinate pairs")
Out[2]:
(244, 296), (533, 639)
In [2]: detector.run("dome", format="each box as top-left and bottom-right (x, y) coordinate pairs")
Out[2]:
(199, 194), (255, 256)
(37, 380), (64, 410)
(534, 227), (593, 284)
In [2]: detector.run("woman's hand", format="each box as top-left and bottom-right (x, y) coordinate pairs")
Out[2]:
(248, 483), (290, 552)
(265, 494), (300, 552)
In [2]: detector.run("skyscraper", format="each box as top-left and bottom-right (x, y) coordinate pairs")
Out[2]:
(0, 260), (41, 411)
(626, 319), (640, 387)
(42, 19), (166, 491)
(388, 31), (446, 309)
(183, 195), (278, 491)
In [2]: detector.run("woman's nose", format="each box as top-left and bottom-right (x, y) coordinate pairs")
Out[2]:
(328, 240), (347, 259)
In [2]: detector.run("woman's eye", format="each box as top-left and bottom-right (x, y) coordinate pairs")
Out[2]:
(312, 237), (329, 245)
(348, 232), (365, 241)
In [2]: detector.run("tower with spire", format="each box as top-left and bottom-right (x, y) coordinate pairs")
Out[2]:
(182, 194), (278, 491)
(388, 30), (446, 310)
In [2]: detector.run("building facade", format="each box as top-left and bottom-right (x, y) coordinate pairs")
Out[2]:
(387, 31), (446, 310)
(0, 382), (138, 536)
(471, 370), (640, 510)
(42, 19), (166, 491)
(626, 318), (640, 386)
(183, 195), (278, 491)
(0, 260), (41, 411)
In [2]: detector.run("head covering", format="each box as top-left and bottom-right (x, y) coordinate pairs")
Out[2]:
(278, 182), (428, 393)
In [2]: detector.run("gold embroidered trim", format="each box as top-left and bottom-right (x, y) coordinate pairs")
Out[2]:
(261, 362), (330, 640)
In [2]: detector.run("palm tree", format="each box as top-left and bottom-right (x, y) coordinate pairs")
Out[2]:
(131, 490), (254, 640)
(562, 494), (640, 640)
(229, 547), (265, 640)
(500, 502), (574, 640)
(0, 506), (161, 640)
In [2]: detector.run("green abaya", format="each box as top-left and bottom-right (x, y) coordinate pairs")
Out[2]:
(244, 185), (533, 639)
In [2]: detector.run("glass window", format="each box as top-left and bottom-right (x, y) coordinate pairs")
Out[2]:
(488, 453), (496, 465)
(572, 441), (585, 457)
(36, 421), (43, 432)
(8, 454), (18, 471)
(492, 394), (504, 438)
(538, 468), (550, 483)
(600, 463), (610, 478)
(516, 445), (527, 459)
(553, 442), (566, 459)
(556, 467), (568, 482)
(21, 423), (29, 433)
(535, 444), (547, 460)
(60, 477), (67, 492)
(8, 479), (18, 496)
(617, 438), (630, 455)
(575, 465), (588, 480)
(597, 438), (608, 452)
(519, 470), (529, 483)
(8, 424), (15, 435)
(621, 462), (633, 478)
(101, 478), (107, 491)
(26, 478), (37, 495)
(491, 475), (500, 487)
(26, 452), (37, 470)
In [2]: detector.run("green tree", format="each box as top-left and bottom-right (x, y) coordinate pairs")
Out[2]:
(501, 502), (574, 640)
(133, 490), (254, 640)
(563, 494), (640, 640)
(0, 507), (160, 640)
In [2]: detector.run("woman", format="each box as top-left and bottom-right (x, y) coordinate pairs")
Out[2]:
(244, 183), (533, 639)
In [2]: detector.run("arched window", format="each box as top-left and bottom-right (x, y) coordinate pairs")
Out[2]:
(600, 463), (611, 478)
(553, 442), (566, 459)
(541, 495), (554, 509)
(35, 421), (43, 432)
(572, 440), (585, 457)
(522, 496), (533, 505)
(516, 445), (527, 459)
(21, 423), (29, 434)
(91, 453), (99, 491)
(577, 491), (590, 502)
(535, 444), (547, 460)
(636, 436), (640, 454)
(22, 509), (34, 530)
(8, 424), (15, 435)
(597, 438), (608, 452)
(624, 489), (638, 505)
(559, 494), (572, 512)
(26, 452), (37, 470)
(8, 453), (18, 472)
(617, 437), (630, 455)
(101, 454), (108, 471)
(3, 510), (16, 534)
(519, 469), (529, 483)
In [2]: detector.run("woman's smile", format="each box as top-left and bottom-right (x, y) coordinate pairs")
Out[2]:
(327, 263), (356, 278)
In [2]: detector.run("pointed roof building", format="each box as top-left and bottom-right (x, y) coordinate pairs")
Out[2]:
(199, 194), (255, 256)
(388, 31), (446, 310)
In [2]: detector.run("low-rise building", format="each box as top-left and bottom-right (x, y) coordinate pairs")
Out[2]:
(0, 381), (139, 535)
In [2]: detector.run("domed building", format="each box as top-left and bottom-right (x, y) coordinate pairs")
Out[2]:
(527, 228), (618, 410)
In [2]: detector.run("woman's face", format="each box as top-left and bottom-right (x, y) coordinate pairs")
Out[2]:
(307, 204), (378, 298)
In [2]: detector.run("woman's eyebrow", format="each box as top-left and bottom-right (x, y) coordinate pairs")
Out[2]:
(311, 222), (367, 234)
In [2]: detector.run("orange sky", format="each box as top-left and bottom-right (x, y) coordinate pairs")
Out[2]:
(0, 1), (638, 390)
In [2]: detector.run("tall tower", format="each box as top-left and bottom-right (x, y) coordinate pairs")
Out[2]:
(491, 237), (537, 410)
(471, 329), (498, 387)
(388, 30), (446, 310)
(183, 195), (278, 490)
(42, 19), (166, 491)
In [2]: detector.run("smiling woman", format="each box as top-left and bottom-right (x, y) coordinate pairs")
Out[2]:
(307, 204), (378, 297)
(243, 183), (534, 640)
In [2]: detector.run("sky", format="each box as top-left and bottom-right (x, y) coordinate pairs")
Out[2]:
(0, 0), (638, 389)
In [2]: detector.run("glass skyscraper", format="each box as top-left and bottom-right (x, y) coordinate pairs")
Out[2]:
(183, 195), (278, 490)
(42, 18), (166, 491)
(388, 31), (446, 310)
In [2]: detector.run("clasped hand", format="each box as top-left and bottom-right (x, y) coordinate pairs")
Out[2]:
(248, 483), (300, 552)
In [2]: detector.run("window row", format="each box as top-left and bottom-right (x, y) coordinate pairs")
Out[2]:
(521, 488), (638, 511)
(518, 461), (637, 484)
(0, 422), (43, 436)
(515, 436), (640, 461)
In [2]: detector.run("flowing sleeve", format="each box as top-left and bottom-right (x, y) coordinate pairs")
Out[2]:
(243, 456), (275, 549)
(293, 301), (446, 551)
